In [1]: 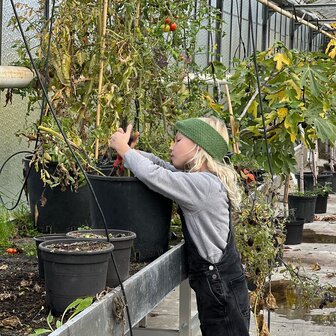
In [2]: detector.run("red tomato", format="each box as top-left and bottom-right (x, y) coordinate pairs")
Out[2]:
(82, 37), (87, 43)
(170, 22), (177, 31)
(164, 18), (171, 24)
(6, 248), (17, 255)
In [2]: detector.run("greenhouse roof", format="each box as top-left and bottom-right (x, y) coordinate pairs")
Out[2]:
(283, 0), (336, 22)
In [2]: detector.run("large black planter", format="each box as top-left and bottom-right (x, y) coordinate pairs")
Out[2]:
(23, 155), (90, 233)
(295, 172), (333, 192)
(315, 194), (329, 214)
(87, 174), (172, 261)
(33, 233), (68, 279)
(66, 229), (136, 287)
(285, 218), (305, 245)
(321, 171), (336, 193)
(288, 194), (317, 223)
(39, 238), (113, 315)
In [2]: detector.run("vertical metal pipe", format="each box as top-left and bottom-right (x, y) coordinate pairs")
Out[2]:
(238, 0), (243, 59)
(229, 0), (233, 69)
(247, 1), (251, 55)
(289, 19), (294, 49)
(216, 0), (223, 62)
(262, 5), (268, 50)
(0, 0), (3, 66)
(273, 11), (277, 41)
(279, 12), (282, 42)
(44, 0), (50, 19)
(255, 1), (259, 50)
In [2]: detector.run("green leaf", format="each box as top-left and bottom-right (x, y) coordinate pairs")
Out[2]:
(30, 328), (52, 335)
(69, 296), (94, 320)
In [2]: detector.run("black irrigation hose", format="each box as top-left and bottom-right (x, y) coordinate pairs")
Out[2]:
(0, 150), (32, 210)
(0, 0), (57, 211)
(9, 1), (134, 334)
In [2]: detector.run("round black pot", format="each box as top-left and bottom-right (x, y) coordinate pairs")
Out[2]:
(288, 194), (317, 223)
(39, 238), (113, 316)
(321, 171), (336, 193)
(294, 172), (333, 192)
(33, 234), (68, 280)
(315, 194), (328, 214)
(66, 229), (136, 287)
(285, 218), (305, 245)
(23, 155), (90, 233)
(87, 174), (172, 261)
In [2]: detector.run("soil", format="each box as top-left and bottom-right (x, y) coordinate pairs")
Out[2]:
(0, 246), (150, 336)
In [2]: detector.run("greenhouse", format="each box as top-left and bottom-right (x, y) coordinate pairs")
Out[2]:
(0, 0), (336, 335)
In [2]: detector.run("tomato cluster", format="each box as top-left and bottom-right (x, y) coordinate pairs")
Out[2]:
(161, 18), (177, 32)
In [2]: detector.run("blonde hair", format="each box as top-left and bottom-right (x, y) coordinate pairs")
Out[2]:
(187, 116), (242, 209)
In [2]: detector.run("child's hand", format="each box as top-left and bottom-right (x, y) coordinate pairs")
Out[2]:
(109, 124), (133, 157)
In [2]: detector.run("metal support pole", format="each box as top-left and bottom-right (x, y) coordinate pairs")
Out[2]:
(0, 0), (3, 66)
(179, 280), (192, 336)
(261, 5), (268, 50)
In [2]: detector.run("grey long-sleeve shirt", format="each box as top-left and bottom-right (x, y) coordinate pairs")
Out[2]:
(124, 149), (230, 264)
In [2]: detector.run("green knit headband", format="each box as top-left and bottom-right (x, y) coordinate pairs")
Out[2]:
(175, 118), (229, 161)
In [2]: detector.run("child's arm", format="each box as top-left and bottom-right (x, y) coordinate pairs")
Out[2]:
(124, 149), (211, 210)
(137, 151), (177, 171)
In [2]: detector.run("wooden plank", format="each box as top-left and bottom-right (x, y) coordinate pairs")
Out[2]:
(51, 242), (187, 336)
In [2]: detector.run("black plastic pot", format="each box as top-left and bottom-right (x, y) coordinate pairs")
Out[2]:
(87, 174), (172, 261)
(294, 172), (333, 192)
(66, 229), (136, 287)
(288, 194), (317, 223)
(23, 155), (90, 233)
(33, 234), (68, 279)
(285, 218), (305, 245)
(315, 194), (328, 214)
(321, 171), (336, 193)
(39, 238), (113, 315)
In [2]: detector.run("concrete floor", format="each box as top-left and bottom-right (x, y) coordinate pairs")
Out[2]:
(142, 194), (336, 336)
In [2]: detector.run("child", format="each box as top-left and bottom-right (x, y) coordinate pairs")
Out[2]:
(109, 116), (250, 336)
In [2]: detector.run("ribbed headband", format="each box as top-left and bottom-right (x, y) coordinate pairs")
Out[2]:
(175, 118), (229, 161)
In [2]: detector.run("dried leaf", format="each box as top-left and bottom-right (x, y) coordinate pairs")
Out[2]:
(34, 203), (39, 225)
(0, 316), (22, 329)
(326, 272), (335, 278)
(0, 264), (8, 270)
(265, 292), (278, 310)
(256, 313), (270, 336)
(311, 263), (321, 271)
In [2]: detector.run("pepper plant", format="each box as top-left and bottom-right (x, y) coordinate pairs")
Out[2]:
(9, 0), (222, 189)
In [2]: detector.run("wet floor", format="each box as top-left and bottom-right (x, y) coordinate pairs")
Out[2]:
(303, 229), (336, 244)
(271, 280), (336, 326)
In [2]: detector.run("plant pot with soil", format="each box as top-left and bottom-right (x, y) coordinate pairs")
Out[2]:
(312, 183), (332, 214)
(284, 217), (305, 245)
(66, 229), (136, 287)
(294, 172), (333, 192)
(288, 192), (317, 223)
(23, 155), (90, 233)
(33, 233), (68, 279)
(38, 238), (114, 316)
(87, 174), (172, 262)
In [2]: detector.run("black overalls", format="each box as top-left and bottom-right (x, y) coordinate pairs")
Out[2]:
(179, 208), (250, 336)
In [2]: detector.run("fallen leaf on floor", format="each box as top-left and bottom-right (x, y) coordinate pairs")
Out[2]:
(0, 316), (22, 329)
(311, 263), (321, 271)
(20, 279), (32, 287)
(317, 215), (336, 221)
(33, 283), (42, 293)
(0, 292), (16, 301)
(0, 264), (8, 270)
(326, 272), (335, 278)
(293, 249), (301, 251)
